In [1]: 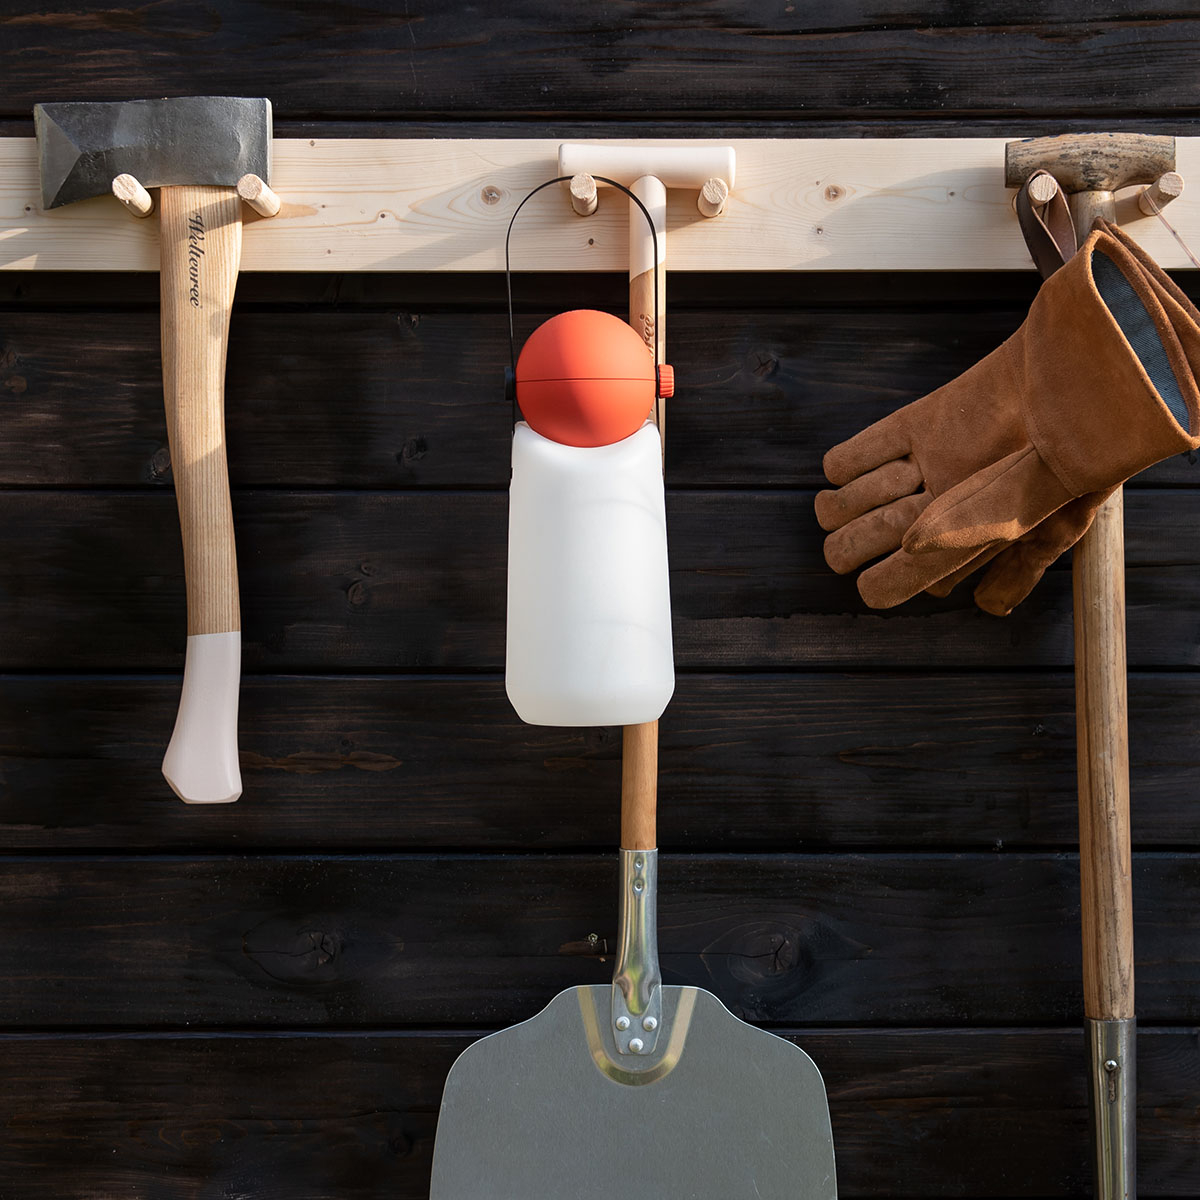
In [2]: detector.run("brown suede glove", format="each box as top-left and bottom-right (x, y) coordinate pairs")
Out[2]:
(922, 488), (1114, 614)
(815, 220), (1200, 611)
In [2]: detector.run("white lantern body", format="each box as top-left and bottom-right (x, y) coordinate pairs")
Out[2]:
(505, 421), (674, 726)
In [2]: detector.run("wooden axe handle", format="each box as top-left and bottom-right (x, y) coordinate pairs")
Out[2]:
(158, 184), (243, 805)
(159, 184), (242, 636)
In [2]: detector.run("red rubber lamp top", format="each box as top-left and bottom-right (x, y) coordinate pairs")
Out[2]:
(516, 309), (668, 447)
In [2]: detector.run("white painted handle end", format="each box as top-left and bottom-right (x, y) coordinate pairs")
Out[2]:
(162, 631), (242, 804)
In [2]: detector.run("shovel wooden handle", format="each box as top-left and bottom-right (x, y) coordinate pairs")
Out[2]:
(1067, 189), (1135, 1023)
(1074, 492), (1135, 1020)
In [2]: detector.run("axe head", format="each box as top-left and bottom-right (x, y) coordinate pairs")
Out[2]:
(33, 96), (272, 210)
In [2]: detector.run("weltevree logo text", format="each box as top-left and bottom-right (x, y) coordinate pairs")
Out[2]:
(187, 212), (205, 308)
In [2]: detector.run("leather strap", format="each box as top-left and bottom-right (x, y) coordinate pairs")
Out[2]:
(1016, 169), (1077, 279)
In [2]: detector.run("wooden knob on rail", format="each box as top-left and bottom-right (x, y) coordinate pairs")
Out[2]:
(237, 173), (281, 218)
(569, 173), (598, 217)
(112, 174), (155, 218)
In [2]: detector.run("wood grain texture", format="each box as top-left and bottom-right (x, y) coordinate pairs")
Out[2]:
(5, 672), (1200, 853)
(6, 4), (1200, 122)
(630, 263), (664, 434)
(10, 135), (1200, 272)
(1074, 492), (1135, 1021)
(159, 185), (242, 636)
(3, 489), (1200, 672)
(5, 305), (1197, 490)
(9, 114), (1200, 146)
(0, 854), (1197, 1028)
(619, 178), (667, 855)
(0, 1027), (1195, 1197)
(1005, 133), (1176, 192)
(620, 719), (658, 851)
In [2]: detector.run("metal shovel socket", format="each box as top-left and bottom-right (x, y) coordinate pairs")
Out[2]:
(612, 848), (663, 1055)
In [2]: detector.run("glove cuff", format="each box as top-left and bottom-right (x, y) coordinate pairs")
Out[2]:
(1021, 225), (1200, 497)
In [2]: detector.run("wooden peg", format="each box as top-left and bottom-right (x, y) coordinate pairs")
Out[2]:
(569, 173), (598, 217)
(112, 173), (155, 218)
(237, 173), (281, 217)
(1027, 172), (1060, 205)
(1138, 170), (1184, 216)
(697, 176), (729, 218)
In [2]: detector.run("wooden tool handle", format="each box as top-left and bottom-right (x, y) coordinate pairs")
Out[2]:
(621, 174), (669, 853)
(629, 175), (667, 440)
(629, 267), (664, 438)
(158, 185), (242, 635)
(1005, 133), (1174, 193)
(1070, 191), (1117, 241)
(621, 720), (659, 850)
(1074, 491), (1135, 1020)
(1068, 188), (1134, 1021)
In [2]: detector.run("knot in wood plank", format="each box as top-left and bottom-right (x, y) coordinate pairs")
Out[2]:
(242, 919), (344, 985)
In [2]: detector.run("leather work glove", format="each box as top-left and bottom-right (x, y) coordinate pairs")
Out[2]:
(815, 219), (1200, 612)
(920, 488), (1114, 614)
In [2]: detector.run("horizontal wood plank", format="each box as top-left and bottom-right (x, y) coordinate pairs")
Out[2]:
(9, 115), (1199, 143)
(6, 4), (1200, 126)
(0, 1027), (1196, 1197)
(0, 264), (1097, 308)
(6, 135), (1200, 272)
(3, 672), (1199, 852)
(0, 854), (1196, 1028)
(2, 489), (1199, 671)
(5, 307), (1199, 490)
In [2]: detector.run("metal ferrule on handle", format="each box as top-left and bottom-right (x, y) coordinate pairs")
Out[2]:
(612, 848), (663, 1055)
(1087, 1017), (1136, 1200)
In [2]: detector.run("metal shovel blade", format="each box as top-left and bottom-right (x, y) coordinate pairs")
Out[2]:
(430, 983), (836, 1199)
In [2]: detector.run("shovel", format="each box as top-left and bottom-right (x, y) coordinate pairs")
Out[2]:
(429, 171), (836, 1200)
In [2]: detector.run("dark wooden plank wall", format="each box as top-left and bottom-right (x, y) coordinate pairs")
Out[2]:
(2, 5), (1199, 1197)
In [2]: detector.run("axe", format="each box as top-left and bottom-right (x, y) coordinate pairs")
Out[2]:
(34, 96), (275, 804)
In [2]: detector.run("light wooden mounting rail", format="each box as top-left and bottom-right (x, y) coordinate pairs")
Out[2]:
(4, 137), (1198, 273)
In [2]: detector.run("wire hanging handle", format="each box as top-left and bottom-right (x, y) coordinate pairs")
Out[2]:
(505, 175), (664, 411)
